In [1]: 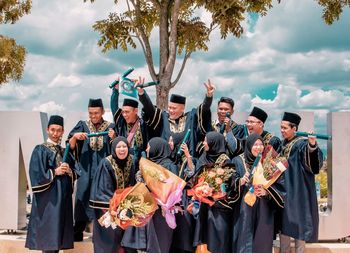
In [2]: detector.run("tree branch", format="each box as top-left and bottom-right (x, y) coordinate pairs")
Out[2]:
(164, 0), (181, 80)
(159, 1), (170, 77)
(129, 0), (157, 80)
(171, 51), (191, 88)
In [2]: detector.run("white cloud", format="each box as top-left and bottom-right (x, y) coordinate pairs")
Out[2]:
(32, 101), (65, 113)
(300, 89), (350, 109)
(0, 84), (40, 100)
(68, 92), (81, 103)
(48, 74), (82, 88)
(344, 59), (350, 71)
(0, 0), (349, 127)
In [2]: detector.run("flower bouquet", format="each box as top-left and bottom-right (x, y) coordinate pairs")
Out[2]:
(98, 182), (158, 230)
(244, 145), (288, 206)
(139, 157), (186, 229)
(187, 164), (234, 213)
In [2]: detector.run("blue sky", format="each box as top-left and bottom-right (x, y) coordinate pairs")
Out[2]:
(1, 0), (350, 139)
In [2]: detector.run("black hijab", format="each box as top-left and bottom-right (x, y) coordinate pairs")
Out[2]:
(111, 136), (129, 168)
(148, 137), (173, 167)
(244, 133), (263, 166)
(169, 132), (184, 160)
(198, 131), (226, 168)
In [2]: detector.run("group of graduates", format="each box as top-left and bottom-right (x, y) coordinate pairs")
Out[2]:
(25, 79), (323, 253)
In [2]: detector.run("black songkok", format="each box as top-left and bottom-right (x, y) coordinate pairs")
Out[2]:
(249, 106), (268, 123)
(170, 94), (186, 105)
(88, 98), (104, 108)
(123, 98), (139, 108)
(282, 112), (301, 126)
(48, 115), (64, 127)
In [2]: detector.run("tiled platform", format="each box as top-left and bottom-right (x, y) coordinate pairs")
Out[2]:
(1, 231), (349, 253)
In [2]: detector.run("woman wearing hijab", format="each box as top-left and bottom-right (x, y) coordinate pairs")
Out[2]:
(89, 136), (144, 253)
(168, 134), (197, 253)
(193, 131), (234, 253)
(142, 137), (180, 253)
(230, 133), (285, 253)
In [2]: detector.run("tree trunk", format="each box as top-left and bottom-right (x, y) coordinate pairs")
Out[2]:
(156, 83), (171, 110)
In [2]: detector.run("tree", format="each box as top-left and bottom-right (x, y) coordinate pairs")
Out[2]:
(85, 0), (275, 109)
(317, 0), (350, 25)
(0, 0), (32, 86)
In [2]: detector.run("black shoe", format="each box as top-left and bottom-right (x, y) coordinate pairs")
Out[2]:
(74, 233), (83, 242)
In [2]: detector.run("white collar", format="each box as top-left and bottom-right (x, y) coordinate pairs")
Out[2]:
(47, 138), (59, 146)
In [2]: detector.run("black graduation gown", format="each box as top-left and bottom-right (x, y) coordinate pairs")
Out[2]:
(111, 88), (153, 161)
(25, 143), (78, 251)
(211, 119), (246, 139)
(138, 91), (212, 157)
(279, 137), (323, 242)
(261, 130), (282, 153)
(192, 155), (234, 253)
(144, 161), (179, 253)
(89, 155), (144, 253)
(230, 154), (285, 253)
(171, 157), (198, 253)
(68, 119), (114, 221)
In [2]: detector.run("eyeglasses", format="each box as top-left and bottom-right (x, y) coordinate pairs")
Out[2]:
(245, 120), (261, 124)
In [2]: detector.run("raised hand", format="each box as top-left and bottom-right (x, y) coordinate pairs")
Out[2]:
(135, 76), (146, 95)
(114, 77), (120, 90)
(203, 79), (215, 97)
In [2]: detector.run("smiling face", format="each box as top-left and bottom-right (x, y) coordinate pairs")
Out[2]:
(168, 102), (185, 120)
(280, 121), (296, 141)
(251, 138), (264, 157)
(122, 106), (138, 124)
(217, 102), (233, 123)
(47, 124), (64, 143)
(115, 141), (129, 160)
(88, 107), (104, 124)
(246, 116), (263, 135)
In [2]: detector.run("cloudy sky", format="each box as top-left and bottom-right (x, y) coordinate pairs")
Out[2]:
(1, 0), (350, 139)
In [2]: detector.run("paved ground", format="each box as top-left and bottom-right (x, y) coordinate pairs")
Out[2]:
(1, 230), (349, 253)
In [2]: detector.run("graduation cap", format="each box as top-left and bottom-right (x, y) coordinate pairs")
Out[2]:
(282, 112), (301, 126)
(123, 98), (139, 108)
(170, 94), (186, 105)
(88, 98), (104, 108)
(48, 115), (64, 127)
(249, 106), (268, 123)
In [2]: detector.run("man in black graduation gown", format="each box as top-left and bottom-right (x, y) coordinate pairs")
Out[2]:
(110, 83), (153, 162)
(211, 97), (245, 138)
(68, 98), (115, 241)
(25, 115), (79, 253)
(137, 80), (215, 158)
(246, 106), (281, 152)
(278, 112), (323, 253)
(201, 96), (246, 158)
